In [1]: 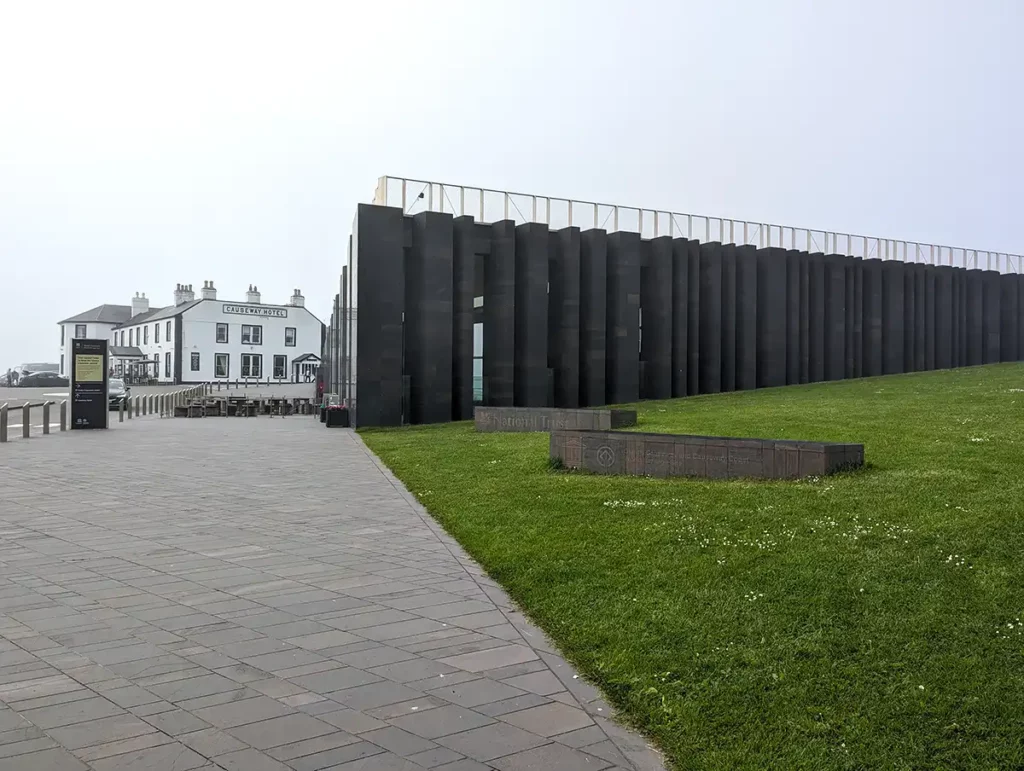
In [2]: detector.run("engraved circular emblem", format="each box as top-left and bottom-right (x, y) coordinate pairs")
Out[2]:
(596, 445), (615, 468)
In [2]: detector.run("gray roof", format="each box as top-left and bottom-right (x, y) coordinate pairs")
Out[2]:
(292, 353), (322, 363)
(59, 304), (132, 325)
(116, 306), (167, 327)
(145, 299), (203, 323)
(110, 346), (145, 358)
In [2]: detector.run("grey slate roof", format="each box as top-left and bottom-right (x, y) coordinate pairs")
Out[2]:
(110, 346), (145, 358)
(59, 304), (132, 325)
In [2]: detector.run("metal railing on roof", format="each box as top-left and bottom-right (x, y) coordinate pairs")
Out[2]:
(373, 175), (1021, 274)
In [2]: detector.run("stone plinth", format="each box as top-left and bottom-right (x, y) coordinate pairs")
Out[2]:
(475, 407), (637, 433)
(550, 430), (863, 480)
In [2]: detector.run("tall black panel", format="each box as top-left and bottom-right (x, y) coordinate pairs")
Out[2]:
(950, 268), (962, 368)
(1000, 273), (1020, 362)
(699, 242), (724, 394)
(824, 255), (846, 380)
(934, 266), (953, 369)
(966, 270), (984, 366)
(735, 245), (758, 391)
(406, 211), (454, 424)
(916, 265), (929, 371)
(785, 250), (801, 384)
(798, 252), (810, 383)
(548, 227), (581, 408)
(687, 241), (701, 396)
(862, 259), (883, 377)
(1019, 275), (1024, 360)
(606, 231), (641, 404)
(641, 236), (673, 400)
(808, 253), (825, 382)
(757, 248), (788, 388)
(514, 223), (549, 406)
(720, 244), (737, 392)
(671, 239), (690, 397)
(903, 264), (916, 372)
(881, 261), (905, 375)
(982, 270), (1002, 364)
(354, 203), (405, 427)
(485, 220), (516, 406)
(452, 216), (476, 420)
(579, 229), (607, 407)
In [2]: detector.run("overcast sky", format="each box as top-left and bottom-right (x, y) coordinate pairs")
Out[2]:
(1, 0), (1021, 366)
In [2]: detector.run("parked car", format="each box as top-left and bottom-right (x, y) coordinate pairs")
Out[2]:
(17, 371), (69, 387)
(108, 378), (130, 409)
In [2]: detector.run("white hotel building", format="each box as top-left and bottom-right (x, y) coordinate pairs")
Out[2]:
(58, 282), (324, 384)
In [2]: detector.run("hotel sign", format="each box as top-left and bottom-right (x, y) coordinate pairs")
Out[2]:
(222, 304), (288, 318)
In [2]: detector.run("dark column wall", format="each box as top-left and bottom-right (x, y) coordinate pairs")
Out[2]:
(406, 211), (454, 424)
(514, 223), (549, 406)
(549, 227), (581, 408)
(641, 236), (673, 400)
(350, 204), (1024, 426)
(606, 232), (641, 404)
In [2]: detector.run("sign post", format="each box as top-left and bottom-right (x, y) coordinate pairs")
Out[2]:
(70, 339), (109, 430)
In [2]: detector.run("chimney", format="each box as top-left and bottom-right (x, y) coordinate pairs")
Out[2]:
(289, 288), (305, 308)
(174, 283), (196, 306)
(131, 292), (149, 317)
(200, 280), (217, 300)
(246, 284), (261, 304)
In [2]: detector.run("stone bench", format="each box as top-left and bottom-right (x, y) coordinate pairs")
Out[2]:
(550, 429), (863, 480)
(475, 407), (637, 433)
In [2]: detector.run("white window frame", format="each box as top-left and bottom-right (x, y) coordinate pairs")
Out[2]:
(75, 324), (87, 338)
(214, 353), (229, 378)
(241, 353), (262, 378)
(284, 327), (296, 347)
(241, 325), (262, 345)
(273, 354), (286, 379)
(216, 323), (229, 343)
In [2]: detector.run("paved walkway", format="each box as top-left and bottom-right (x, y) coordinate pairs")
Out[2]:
(1, 418), (664, 770)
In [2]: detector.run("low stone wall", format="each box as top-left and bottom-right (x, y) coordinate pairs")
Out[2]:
(550, 430), (863, 480)
(475, 406), (637, 433)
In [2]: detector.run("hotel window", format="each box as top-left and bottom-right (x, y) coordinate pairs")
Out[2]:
(191, 352), (200, 371)
(216, 323), (229, 343)
(75, 324), (87, 338)
(120, 330), (125, 347)
(143, 326), (149, 345)
(214, 353), (229, 378)
(166, 320), (171, 340)
(241, 353), (262, 378)
(241, 325), (262, 345)
(60, 326), (65, 345)
(273, 355), (286, 379)
(164, 352), (171, 378)
(285, 327), (296, 347)
(155, 323), (160, 344)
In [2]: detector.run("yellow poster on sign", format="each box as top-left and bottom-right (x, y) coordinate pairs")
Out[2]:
(75, 354), (104, 383)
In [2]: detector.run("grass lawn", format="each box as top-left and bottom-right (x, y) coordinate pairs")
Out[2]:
(361, 364), (1024, 770)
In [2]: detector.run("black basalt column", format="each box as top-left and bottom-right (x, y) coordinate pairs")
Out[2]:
(982, 270), (1002, 364)
(915, 265), (928, 372)
(671, 239), (690, 397)
(735, 245), (758, 391)
(903, 264), (916, 372)
(548, 227), (581, 408)
(606, 232), (641, 404)
(354, 203), (405, 427)
(452, 216), (476, 420)
(641, 236), (673, 400)
(687, 241), (701, 396)
(798, 252), (810, 383)
(958, 267), (969, 367)
(862, 260), (883, 377)
(785, 250), (801, 384)
(406, 211), (454, 424)
(1000, 273), (1020, 362)
(881, 261), (905, 375)
(485, 220), (516, 406)
(808, 253), (825, 382)
(757, 248), (788, 388)
(514, 223), (549, 407)
(966, 270), (984, 366)
(1019, 275), (1024, 360)
(934, 266), (953, 369)
(579, 229), (607, 407)
(720, 244), (737, 392)
(950, 268), (963, 368)
(849, 259), (864, 378)
(824, 255), (846, 381)
(699, 242), (724, 394)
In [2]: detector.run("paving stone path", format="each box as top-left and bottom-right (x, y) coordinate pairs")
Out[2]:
(1, 417), (665, 770)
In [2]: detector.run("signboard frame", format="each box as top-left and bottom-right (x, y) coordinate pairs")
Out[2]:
(70, 338), (109, 430)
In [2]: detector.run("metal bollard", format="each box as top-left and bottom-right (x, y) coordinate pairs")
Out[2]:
(119, 398), (124, 422)
(43, 402), (51, 434)
(23, 404), (31, 438)
(134, 395), (140, 417)
(0, 403), (7, 443)
(60, 401), (67, 430)
(142, 396), (147, 416)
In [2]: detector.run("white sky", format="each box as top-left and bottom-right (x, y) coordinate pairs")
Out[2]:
(1, 0), (1021, 366)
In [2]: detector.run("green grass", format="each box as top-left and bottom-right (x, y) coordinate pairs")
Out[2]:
(361, 364), (1024, 770)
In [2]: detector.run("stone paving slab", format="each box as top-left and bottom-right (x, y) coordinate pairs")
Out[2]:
(0, 417), (665, 770)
